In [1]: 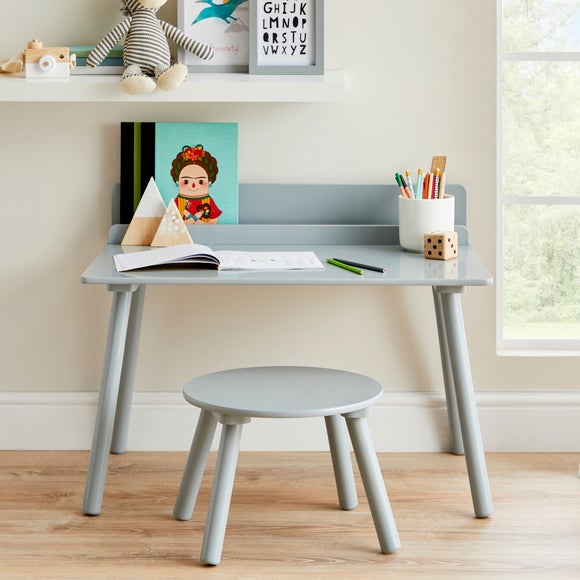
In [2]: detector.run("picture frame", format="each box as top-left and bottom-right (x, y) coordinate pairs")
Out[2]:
(177, 0), (250, 72)
(249, 0), (324, 75)
(120, 122), (239, 225)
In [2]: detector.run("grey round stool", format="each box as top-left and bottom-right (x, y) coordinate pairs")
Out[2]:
(173, 366), (400, 565)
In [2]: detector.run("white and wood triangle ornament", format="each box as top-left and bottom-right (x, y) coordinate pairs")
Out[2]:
(121, 178), (167, 246)
(151, 200), (193, 247)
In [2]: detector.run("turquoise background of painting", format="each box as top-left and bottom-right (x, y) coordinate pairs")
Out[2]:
(154, 123), (239, 224)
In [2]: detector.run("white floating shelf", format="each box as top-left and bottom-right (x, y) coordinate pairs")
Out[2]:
(0, 70), (345, 103)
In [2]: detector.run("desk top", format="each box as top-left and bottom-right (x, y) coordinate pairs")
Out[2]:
(81, 241), (492, 287)
(83, 184), (492, 288)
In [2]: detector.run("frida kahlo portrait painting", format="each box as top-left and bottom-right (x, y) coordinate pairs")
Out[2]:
(156, 122), (238, 224)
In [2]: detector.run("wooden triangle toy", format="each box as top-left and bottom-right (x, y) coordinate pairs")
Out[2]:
(122, 178), (166, 246)
(151, 200), (193, 247)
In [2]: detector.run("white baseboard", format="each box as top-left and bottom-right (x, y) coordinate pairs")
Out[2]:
(1, 391), (579, 452)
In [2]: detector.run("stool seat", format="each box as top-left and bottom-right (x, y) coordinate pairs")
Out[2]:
(183, 366), (383, 418)
(175, 366), (400, 565)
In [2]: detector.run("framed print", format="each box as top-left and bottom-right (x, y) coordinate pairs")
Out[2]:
(178, 0), (250, 72)
(249, 0), (324, 75)
(120, 122), (239, 225)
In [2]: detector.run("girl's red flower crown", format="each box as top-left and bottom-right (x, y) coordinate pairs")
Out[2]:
(182, 145), (205, 162)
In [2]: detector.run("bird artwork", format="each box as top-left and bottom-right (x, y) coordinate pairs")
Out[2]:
(192, 0), (248, 26)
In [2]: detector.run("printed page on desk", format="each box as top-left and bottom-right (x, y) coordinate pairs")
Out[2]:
(113, 245), (325, 272)
(217, 251), (324, 271)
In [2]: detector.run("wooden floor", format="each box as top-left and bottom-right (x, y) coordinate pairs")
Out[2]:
(0, 452), (579, 579)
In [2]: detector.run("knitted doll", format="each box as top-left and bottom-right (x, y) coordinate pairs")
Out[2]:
(87, 0), (214, 94)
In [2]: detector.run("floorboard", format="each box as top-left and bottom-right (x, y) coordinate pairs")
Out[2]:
(0, 452), (579, 578)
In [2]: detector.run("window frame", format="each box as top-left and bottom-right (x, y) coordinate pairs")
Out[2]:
(496, 2), (580, 356)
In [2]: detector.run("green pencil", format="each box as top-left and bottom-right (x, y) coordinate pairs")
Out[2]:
(327, 258), (363, 275)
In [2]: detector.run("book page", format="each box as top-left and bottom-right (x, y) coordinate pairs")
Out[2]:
(113, 243), (218, 272)
(216, 251), (324, 271)
(114, 246), (325, 272)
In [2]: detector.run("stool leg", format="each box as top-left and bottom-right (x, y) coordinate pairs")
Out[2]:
(174, 409), (218, 521)
(345, 412), (401, 554)
(325, 415), (358, 510)
(201, 420), (244, 566)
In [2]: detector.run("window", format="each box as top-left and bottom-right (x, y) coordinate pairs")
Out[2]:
(498, 0), (580, 355)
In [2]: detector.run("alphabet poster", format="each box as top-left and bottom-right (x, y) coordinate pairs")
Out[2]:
(256, 0), (318, 67)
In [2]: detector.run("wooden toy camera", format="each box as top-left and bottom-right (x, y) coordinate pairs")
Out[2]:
(24, 39), (76, 78)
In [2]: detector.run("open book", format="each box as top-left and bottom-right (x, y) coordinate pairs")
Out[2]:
(113, 244), (325, 272)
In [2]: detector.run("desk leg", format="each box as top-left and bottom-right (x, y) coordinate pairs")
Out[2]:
(110, 285), (146, 455)
(83, 286), (136, 516)
(435, 286), (493, 518)
(432, 287), (464, 455)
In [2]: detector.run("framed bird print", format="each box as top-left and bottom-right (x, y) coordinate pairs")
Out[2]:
(178, 0), (250, 72)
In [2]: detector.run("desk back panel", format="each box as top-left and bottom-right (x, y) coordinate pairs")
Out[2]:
(239, 184), (466, 226)
(110, 183), (468, 245)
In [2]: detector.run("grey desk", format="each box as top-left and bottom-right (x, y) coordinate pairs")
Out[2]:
(81, 184), (493, 518)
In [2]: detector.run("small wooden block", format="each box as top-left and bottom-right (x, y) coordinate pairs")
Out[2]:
(424, 231), (458, 260)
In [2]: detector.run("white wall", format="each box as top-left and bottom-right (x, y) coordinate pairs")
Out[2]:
(0, 1), (578, 450)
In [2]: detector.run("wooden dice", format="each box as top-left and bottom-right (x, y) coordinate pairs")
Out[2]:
(424, 231), (458, 260)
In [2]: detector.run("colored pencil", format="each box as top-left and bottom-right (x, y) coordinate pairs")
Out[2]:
(327, 258), (364, 275)
(332, 258), (386, 273)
